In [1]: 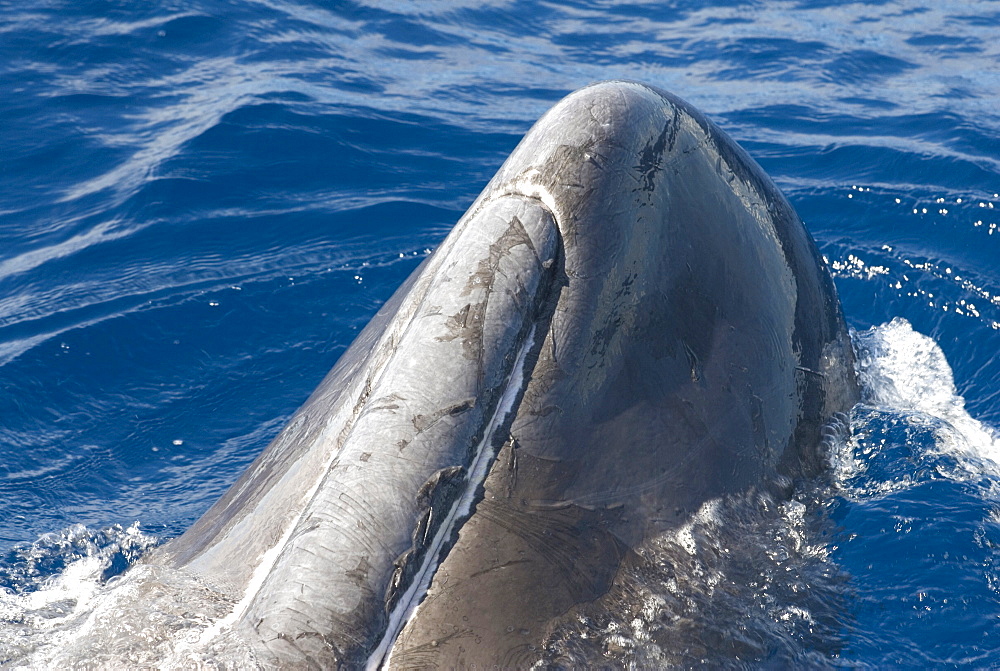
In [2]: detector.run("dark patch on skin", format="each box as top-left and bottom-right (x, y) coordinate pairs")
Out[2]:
(457, 301), (488, 368)
(636, 127), (669, 192)
(411, 397), (476, 433)
(436, 214), (552, 386)
(588, 310), (623, 366)
(439, 302), (474, 345)
(352, 377), (373, 417)
(635, 105), (678, 193)
(384, 465), (467, 615)
(345, 555), (372, 587)
(465, 215), (539, 297)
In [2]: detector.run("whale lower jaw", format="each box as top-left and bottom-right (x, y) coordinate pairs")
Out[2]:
(150, 80), (858, 668)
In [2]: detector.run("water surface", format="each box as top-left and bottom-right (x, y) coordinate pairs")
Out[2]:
(1, 0), (999, 666)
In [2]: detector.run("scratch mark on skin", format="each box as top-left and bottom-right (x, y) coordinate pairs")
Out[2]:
(411, 398), (476, 434)
(469, 559), (533, 579)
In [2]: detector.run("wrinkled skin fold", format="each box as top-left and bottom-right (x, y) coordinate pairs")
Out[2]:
(150, 80), (859, 668)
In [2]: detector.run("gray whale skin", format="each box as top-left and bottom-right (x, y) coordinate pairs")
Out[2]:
(153, 80), (859, 668)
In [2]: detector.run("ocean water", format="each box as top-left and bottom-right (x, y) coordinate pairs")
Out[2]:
(1, 0), (999, 667)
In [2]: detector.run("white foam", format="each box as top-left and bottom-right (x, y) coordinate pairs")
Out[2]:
(671, 498), (723, 556)
(0, 554), (104, 627)
(852, 317), (1000, 465)
(0, 523), (161, 665)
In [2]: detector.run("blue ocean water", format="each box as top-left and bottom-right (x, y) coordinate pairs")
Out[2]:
(1, 0), (999, 667)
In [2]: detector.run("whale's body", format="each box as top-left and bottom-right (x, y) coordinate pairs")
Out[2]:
(143, 81), (859, 667)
